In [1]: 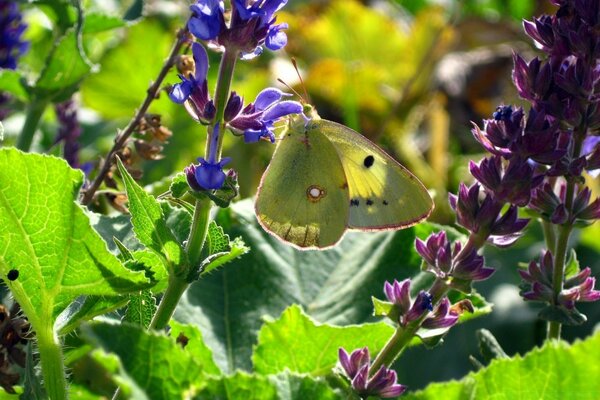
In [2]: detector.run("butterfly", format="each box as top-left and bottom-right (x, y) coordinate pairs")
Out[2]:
(255, 105), (434, 250)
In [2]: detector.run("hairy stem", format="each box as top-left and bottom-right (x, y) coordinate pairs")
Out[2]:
(16, 98), (48, 152)
(37, 327), (67, 400)
(81, 25), (190, 206)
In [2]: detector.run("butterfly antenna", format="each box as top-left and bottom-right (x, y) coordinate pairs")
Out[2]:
(277, 78), (304, 103)
(291, 58), (311, 103)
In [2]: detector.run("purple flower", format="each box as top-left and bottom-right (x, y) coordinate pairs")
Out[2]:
(421, 298), (459, 330)
(0, 1), (29, 70)
(382, 279), (434, 327)
(449, 183), (529, 247)
(187, 0), (290, 59)
(530, 183), (600, 225)
(520, 251), (600, 310)
(338, 347), (407, 398)
(169, 42), (216, 123)
(54, 99), (82, 169)
(415, 232), (495, 287)
(469, 156), (544, 207)
(188, 0), (226, 41)
(226, 88), (303, 142)
(185, 123), (231, 190)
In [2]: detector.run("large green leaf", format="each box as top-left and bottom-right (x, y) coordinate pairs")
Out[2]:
(0, 149), (149, 333)
(83, 321), (206, 400)
(253, 305), (394, 375)
(173, 199), (438, 372)
(404, 332), (600, 399)
(198, 372), (341, 400)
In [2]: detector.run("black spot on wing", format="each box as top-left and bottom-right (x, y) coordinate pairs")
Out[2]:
(363, 155), (375, 168)
(383, 200), (389, 205)
(366, 199), (373, 206)
(7, 269), (18, 281)
(350, 199), (360, 206)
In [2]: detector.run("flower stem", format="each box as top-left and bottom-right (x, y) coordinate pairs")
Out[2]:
(37, 326), (67, 400)
(148, 46), (238, 331)
(547, 126), (585, 340)
(211, 49), (238, 159)
(16, 97), (48, 151)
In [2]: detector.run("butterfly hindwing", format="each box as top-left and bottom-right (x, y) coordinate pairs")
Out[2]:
(318, 119), (433, 229)
(255, 123), (350, 249)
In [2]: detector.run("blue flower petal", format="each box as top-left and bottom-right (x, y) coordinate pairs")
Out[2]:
(254, 88), (286, 111)
(265, 24), (288, 51)
(169, 79), (193, 103)
(195, 160), (227, 189)
(192, 42), (209, 81)
(243, 129), (265, 143)
(262, 100), (303, 121)
(233, 0), (264, 20)
(261, 0), (288, 19)
(189, 1), (225, 40)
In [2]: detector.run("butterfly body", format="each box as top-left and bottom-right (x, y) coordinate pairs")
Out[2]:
(255, 107), (433, 249)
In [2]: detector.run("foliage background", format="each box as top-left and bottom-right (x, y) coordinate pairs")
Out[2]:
(1, 0), (599, 395)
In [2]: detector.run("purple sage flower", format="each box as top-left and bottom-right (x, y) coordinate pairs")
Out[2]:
(226, 87), (304, 142)
(187, 0), (290, 59)
(338, 347), (407, 398)
(185, 123), (231, 190)
(169, 42), (216, 123)
(520, 251), (600, 311)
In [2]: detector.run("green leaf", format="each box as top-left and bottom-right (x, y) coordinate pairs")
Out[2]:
(198, 222), (249, 276)
(197, 372), (341, 400)
(253, 305), (394, 375)
(0, 149), (149, 332)
(127, 249), (168, 292)
(476, 329), (508, 364)
(404, 332), (600, 399)
(123, 290), (156, 328)
(35, 28), (93, 94)
(57, 295), (128, 335)
(169, 321), (221, 375)
(170, 173), (189, 199)
(82, 12), (127, 34)
(0, 70), (28, 101)
(198, 372), (277, 399)
(82, 321), (204, 400)
(564, 249), (580, 278)
(174, 200), (472, 373)
(116, 157), (188, 275)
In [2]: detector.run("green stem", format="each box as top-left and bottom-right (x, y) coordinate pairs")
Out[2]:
(37, 326), (67, 400)
(16, 98), (48, 151)
(211, 49), (238, 159)
(547, 126), (585, 340)
(148, 48), (238, 331)
(541, 220), (556, 255)
(149, 275), (190, 331)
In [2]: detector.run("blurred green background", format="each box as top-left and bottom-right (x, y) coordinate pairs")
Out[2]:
(3, 0), (600, 391)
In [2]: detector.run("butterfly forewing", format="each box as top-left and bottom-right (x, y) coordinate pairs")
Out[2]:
(255, 122), (350, 249)
(319, 120), (433, 229)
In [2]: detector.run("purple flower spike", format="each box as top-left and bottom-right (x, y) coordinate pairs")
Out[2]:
(338, 347), (407, 399)
(0, 1), (29, 70)
(188, 0), (226, 41)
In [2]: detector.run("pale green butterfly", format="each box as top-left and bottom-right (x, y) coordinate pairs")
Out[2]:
(255, 104), (434, 250)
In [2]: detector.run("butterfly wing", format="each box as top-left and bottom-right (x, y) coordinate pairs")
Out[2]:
(255, 122), (350, 249)
(319, 119), (433, 229)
